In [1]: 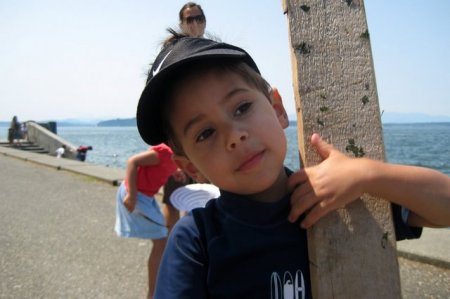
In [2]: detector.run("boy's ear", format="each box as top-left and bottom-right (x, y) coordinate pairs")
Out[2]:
(173, 155), (209, 183)
(270, 87), (289, 129)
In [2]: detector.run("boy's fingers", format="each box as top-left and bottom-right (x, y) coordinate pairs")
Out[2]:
(300, 200), (334, 228)
(288, 188), (316, 223)
(311, 133), (333, 160)
(287, 169), (308, 192)
(289, 180), (313, 204)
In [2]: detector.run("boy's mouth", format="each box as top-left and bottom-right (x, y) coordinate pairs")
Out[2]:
(236, 150), (265, 172)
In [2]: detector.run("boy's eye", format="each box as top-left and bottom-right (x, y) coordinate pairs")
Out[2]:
(196, 128), (215, 142)
(235, 102), (252, 116)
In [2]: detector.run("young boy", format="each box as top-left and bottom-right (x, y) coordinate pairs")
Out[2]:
(136, 37), (450, 298)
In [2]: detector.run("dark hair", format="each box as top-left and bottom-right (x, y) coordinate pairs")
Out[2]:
(161, 60), (271, 156)
(179, 2), (205, 22)
(161, 28), (189, 50)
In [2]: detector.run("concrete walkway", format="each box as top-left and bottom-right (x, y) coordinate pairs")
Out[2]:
(0, 151), (149, 298)
(0, 145), (125, 186)
(0, 145), (449, 298)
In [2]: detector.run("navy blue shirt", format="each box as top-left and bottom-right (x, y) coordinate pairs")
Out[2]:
(155, 171), (421, 298)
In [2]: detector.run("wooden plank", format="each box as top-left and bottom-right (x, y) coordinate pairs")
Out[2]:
(282, 1), (402, 298)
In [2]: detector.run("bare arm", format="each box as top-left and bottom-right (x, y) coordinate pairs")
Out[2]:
(288, 134), (450, 228)
(123, 150), (160, 212)
(363, 160), (450, 227)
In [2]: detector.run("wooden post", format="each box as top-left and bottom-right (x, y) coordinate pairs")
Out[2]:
(282, 1), (401, 298)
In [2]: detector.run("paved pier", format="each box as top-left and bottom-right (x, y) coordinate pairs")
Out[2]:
(0, 147), (449, 298)
(0, 154), (149, 298)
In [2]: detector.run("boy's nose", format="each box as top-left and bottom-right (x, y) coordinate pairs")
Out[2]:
(227, 128), (248, 150)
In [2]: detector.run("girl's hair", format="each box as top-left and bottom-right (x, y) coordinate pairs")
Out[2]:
(160, 28), (189, 50)
(178, 2), (206, 22)
(162, 60), (271, 156)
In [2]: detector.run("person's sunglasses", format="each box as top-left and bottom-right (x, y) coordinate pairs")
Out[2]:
(185, 15), (205, 24)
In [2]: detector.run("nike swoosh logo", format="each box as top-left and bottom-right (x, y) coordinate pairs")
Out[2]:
(152, 50), (172, 76)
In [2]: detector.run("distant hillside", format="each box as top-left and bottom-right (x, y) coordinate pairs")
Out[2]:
(97, 118), (136, 127)
(58, 122), (96, 127)
(57, 118), (100, 126)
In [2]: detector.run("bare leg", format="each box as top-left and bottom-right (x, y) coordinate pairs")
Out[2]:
(147, 204), (180, 298)
(147, 237), (167, 299)
(162, 203), (180, 233)
(147, 177), (183, 298)
(161, 175), (184, 232)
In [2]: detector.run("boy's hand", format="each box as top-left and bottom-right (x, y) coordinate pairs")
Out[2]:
(123, 193), (137, 212)
(288, 134), (365, 228)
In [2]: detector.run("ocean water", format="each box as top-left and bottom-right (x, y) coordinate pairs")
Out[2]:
(1, 123), (449, 176)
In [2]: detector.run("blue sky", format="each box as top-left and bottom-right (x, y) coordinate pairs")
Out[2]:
(1, 0), (449, 122)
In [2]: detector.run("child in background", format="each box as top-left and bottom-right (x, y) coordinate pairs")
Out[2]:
(55, 145), (66, 158)
(160, 166), (190, 231)
(114, 143), (182, 299)
(76, 145), (93, 162)
(136, 37), (450, 298)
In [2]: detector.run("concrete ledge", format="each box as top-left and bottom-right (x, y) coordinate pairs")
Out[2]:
(397, 228), (450, 269)
(27, 121), (78, 159)
(0, 143), (124, 186)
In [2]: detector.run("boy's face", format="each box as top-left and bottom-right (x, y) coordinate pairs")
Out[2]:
(170, 70), (289, 196)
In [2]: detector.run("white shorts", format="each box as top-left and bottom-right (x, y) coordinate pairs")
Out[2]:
(114, 181), (168, 240)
